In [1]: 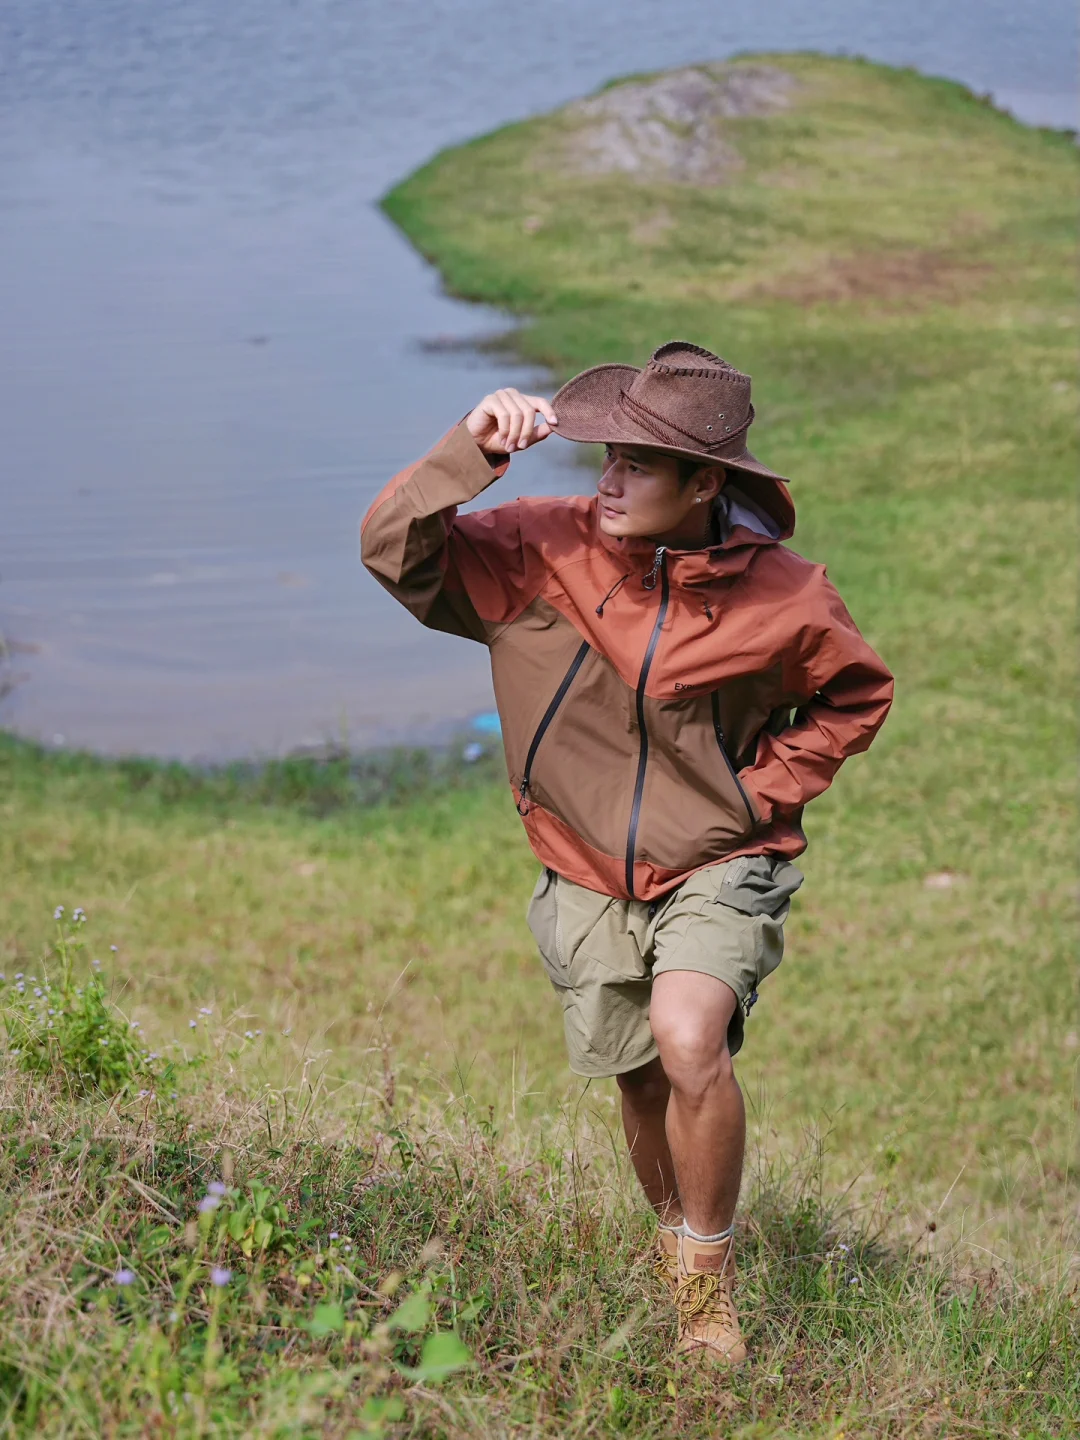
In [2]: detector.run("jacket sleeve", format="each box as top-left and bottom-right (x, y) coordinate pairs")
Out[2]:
(738, 571), (894, 825)
(360, 420), (529, 642)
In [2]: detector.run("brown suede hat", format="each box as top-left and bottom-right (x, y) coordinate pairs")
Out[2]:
(552, 341), (787, 483)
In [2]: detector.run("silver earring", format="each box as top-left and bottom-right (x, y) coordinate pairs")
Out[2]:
(694, 497), (703, 503)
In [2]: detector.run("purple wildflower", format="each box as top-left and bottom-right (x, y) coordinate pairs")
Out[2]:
(113, 1268), (136, 1286)
(209, 1266), (232, 1287)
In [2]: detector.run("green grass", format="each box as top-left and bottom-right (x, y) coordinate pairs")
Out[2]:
(1, 52), (1077, 1436)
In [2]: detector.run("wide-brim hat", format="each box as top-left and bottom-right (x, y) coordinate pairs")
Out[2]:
(552, 340), (787, 483)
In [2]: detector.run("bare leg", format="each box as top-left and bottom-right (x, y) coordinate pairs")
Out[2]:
(649, 971), (745, 1235)
(615, 1057), (682, 1224)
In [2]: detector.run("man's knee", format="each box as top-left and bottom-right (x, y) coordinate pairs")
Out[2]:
(615, 1055), (669, 1104)
(650, 982), (737, 1101)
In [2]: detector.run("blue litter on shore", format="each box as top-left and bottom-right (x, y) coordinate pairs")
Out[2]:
(471, 711), (502, 735)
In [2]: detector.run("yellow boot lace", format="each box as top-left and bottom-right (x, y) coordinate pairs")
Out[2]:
(653, 1249), (677, 1286)
(674, 1271), (738, 1333)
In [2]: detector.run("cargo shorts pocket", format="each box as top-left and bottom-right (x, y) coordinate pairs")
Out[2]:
(711, 855), (803, 990)
(526, 871), (654, 1077)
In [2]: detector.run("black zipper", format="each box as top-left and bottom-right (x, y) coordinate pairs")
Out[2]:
(516, 639), (590, 815)
(625, 548), (669, 898)
(711, 691), (756, 828)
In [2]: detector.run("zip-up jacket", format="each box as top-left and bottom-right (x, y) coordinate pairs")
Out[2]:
(361, 422), (893, 902)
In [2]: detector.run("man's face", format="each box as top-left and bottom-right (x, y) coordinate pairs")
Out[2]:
(597, 444), (722, 542)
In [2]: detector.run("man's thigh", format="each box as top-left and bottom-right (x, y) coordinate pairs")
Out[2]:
(650, 856), (803, 1057)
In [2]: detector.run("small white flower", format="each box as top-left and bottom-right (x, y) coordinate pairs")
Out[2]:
(199, 1007), (213, 1016)
(53, 907), (64, 920)
(189, 1020), (197, 1029)
(209, 1266), (231, 1287)
(244, 1030), (254, 1039)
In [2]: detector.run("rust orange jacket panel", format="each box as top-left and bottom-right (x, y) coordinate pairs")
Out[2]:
(361, 421), (893, 902)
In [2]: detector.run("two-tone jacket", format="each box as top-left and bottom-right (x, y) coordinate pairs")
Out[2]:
(361, 421), (893, 903)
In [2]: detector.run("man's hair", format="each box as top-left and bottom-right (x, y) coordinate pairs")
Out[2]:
(676, 457), (728, 487)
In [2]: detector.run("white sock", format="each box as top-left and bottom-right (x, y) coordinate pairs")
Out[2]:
(680, 1221), (734, 1244)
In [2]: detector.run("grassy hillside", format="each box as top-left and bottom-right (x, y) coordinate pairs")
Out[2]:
(1, 53), (1077, 1436)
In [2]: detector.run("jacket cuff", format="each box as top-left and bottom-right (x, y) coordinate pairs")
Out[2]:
(455, 418), (512, 481)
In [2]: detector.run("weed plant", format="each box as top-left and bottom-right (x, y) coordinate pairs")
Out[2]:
(0, 912), (1074, 1435)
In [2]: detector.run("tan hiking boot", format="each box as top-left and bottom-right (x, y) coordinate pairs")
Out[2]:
(673, 1232), (747, 1365)
(654, 1226), (680, 1295)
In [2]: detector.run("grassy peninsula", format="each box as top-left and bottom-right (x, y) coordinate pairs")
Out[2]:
(1, 55), (1077, 1436)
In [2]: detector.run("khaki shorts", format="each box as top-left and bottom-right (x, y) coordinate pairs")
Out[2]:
(526, 856), (803, 1078)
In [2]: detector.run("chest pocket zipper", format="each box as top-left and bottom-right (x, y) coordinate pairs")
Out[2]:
(517, 640), (591, 815)
(710, 691), (756, 830)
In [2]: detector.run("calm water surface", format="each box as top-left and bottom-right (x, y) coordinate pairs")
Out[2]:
(1, 0), (1075, 758)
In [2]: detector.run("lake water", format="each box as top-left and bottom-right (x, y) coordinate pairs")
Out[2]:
(1, 0), (1075, 759)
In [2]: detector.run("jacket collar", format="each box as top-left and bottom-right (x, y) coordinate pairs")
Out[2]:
(593, 474), (795, 586)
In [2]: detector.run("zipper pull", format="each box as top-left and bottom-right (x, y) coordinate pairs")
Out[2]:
(642, 545), (667, 591)
(516, 778), (530, 816)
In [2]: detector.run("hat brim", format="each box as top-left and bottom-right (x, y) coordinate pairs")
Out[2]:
(552, 362), (788, 484)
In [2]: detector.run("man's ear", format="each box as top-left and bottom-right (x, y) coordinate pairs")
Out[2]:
(695, 465), (727, 503)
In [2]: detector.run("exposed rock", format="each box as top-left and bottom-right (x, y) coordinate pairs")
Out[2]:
(563, 63), (796, 185)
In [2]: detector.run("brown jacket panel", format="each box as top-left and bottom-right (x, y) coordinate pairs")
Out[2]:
(508, 637), (639, 862)
(636, 691), (758, 872)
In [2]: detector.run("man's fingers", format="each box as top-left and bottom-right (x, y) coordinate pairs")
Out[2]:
(525, 394), (559, 427)
(515, 403), (538, 450)
(486, 396), (512, 449)
(498, 390), (526, 452)
(469, 387), (557, 453)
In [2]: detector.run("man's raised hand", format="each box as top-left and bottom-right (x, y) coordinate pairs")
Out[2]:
(466, 388), (559, 455)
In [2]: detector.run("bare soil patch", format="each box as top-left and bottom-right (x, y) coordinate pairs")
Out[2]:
(562, 63), (796, 185)
(744, 248), (996, 307)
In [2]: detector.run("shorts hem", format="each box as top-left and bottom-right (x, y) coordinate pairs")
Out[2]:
(649, 958), (752, 1006)
(566, 1042), (660, 1081)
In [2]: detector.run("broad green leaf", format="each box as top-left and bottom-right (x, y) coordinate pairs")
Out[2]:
(387, 1289), (431, 1333)
(402, 1330), (472, 1383)
(308, 1302), (345, 1337)
(253, 1218), (273, 1251)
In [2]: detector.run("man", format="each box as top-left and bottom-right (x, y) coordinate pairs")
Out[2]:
(361, 342), (892, 1363)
